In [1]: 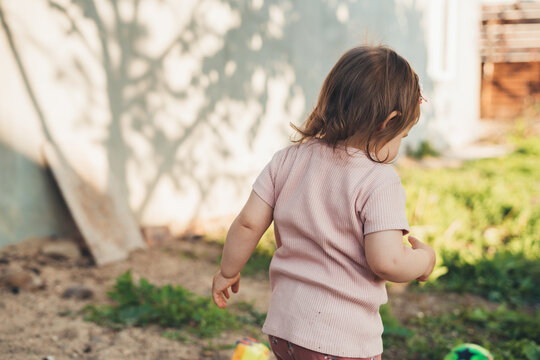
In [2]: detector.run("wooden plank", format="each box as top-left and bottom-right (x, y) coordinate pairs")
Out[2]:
(482, 3), (540, 13)
(482, 6), (540, 21)
(481, 52), (540, 63)
(482, 29), (540, 39)
(480, 18), (540, 62)
(482, 23), (540, 33)
(482, 11), (540, 21)
(481, 33), (540, 41)
(481, 39), (540, 49)
(43, 142), (146, 266)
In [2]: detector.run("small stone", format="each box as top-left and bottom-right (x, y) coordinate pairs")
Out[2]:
(62, 285), (94, 300)
(83, 344), (92, 353)
(42, 239), (81, 261)
(31, 275), (45, 289)
(1, 270), (32, 290)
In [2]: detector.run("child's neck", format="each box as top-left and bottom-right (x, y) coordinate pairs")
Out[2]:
(336, 137), (393, 164)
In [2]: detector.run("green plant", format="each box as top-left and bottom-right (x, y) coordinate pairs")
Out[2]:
(406, 140), (440, 159)
(84, 271), (239, 338)
(430, 250), (540, 305)
(400, 136), (540, 305)
(385, 304), (540, 360)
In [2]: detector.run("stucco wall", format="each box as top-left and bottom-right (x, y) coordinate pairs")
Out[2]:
(0, 0), (480, 247)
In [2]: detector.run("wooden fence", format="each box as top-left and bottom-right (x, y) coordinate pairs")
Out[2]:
(481, 2), (540, 119)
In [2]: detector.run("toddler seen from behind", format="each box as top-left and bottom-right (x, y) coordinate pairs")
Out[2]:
(212, 45), (436, 360)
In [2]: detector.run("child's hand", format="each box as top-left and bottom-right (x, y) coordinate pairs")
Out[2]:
(408, 236), (436, 282)
(212, 271), (241, 309)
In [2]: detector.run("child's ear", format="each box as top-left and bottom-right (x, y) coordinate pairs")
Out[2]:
(380, 111), (400, 130)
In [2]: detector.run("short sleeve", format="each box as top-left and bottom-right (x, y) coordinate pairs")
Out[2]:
(252, 149), (287, 208)
(359, 181), (410, 236)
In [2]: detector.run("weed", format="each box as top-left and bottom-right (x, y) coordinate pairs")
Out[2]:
(84, 270), (239, 338)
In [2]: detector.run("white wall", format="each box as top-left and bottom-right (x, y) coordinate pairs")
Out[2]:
(0, 0), (480, 245)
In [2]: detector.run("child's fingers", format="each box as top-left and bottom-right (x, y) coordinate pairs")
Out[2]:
(212, 290), (226, 309)
(232, 278), (240, 293)
(223, 288), (230, 299)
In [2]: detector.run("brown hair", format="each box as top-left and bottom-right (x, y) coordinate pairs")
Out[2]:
(292, 45), (421, 162)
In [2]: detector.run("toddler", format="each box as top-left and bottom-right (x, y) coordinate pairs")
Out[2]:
(212, 45), (436, 360)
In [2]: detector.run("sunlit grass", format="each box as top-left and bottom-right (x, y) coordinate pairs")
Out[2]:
(399, 136), (540, 305)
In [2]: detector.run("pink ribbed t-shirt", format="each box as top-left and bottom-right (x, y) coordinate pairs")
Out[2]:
(252, 139), (410, 358)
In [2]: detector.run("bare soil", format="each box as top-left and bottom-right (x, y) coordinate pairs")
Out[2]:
(0, 235), (493, 360)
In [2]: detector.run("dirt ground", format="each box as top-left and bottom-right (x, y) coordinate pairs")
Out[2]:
(0, 234), (498, 360)
(0, 235), (272, 360)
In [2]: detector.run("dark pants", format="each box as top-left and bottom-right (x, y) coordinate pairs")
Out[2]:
(268, 336), (382, 360)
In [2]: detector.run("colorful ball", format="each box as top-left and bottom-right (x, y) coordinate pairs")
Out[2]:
(443, 343), (493, 360)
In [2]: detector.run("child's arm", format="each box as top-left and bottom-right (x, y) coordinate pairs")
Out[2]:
(212, 190), (273, 308)
(365, 231), (436, 283)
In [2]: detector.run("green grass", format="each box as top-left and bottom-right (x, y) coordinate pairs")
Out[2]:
(399, 136), (540, 305)
(84, 271), (267, 340)
(382, 303), (540, 360)
(84, 271), (240, 338)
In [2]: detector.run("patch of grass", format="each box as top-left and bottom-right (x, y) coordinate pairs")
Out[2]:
(383, 303), (540, 360)
(83, 271), (239, 338)
(429, 250), (540, 305)
(400, 136), (540, 305)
